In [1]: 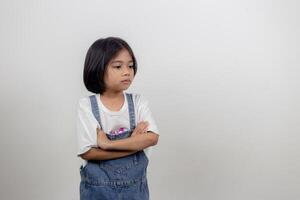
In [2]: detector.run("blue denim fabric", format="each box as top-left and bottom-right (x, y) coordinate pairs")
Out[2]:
(79, 94), (149, 200)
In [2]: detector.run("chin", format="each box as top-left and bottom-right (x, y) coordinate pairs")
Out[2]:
(121, 85), (131, 89)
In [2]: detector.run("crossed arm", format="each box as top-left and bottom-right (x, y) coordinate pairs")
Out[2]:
(80, 121), (159, 161)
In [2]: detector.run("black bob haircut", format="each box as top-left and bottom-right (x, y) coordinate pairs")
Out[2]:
(83, 37), (137, 94)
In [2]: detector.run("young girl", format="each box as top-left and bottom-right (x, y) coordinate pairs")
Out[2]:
(77, 37), (160, 200)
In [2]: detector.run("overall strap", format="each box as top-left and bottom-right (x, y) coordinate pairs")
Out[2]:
(89, 93), (135, 131)
(89, 95), (103, 129)
(126, 93), (136, 131)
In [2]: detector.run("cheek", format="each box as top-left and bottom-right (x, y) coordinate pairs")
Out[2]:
(103, 73), (112, 86)
(103, 74), (108, 83)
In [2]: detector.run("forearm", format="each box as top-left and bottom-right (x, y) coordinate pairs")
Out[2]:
(105, 132), (159, 151)
(79, 147), (137, 161)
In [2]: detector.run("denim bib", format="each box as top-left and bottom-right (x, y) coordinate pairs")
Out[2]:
(79, 93), (149, 200)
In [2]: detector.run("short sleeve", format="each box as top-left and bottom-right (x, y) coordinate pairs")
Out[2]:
(76, 97), (99, 156)
(135, 94), (159, 135)
(135, 94), (159, 159)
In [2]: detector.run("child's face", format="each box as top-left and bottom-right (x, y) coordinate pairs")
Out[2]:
(103, 49), (135, 93)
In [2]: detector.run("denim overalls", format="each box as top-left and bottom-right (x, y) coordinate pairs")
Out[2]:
(79, 93), (149, 200)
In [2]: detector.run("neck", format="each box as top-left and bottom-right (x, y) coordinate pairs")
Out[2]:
(101, 90), (124, 99)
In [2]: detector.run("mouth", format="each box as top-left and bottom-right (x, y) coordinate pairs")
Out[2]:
(121, 80), (131, 84)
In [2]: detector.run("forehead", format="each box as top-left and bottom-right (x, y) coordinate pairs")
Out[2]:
(110, 49), (133, 63)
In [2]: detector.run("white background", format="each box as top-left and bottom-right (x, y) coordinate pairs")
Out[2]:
(1, 0), (299, 199)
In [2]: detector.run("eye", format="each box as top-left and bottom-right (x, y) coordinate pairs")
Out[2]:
(129, 65), (134, 68)
(113, 66), (121, 69)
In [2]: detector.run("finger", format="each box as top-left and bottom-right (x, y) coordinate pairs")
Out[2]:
(136, 123), (144, 131)
(138, 126), (145, 134)
(141, 121), (147, 127)
(144, 121), (149, 128)
(136, 122), (147, 133)
(143, 122), (149, 132)
(142, 126), (147, 132)
(139, 121), (147, 126)
(143, 127), (148, 133)
(137, 121), (144, 126)
(141, 125), (147, 132)
(96, 127), (103, 134)
(137, 122), (145, 129)
(142, 122), (149, 129)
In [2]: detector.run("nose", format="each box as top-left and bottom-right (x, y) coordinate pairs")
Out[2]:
(122, 66), (131, 76)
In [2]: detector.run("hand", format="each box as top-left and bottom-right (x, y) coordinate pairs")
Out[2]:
(131, 121), (149, 137)
(97, 127), (111, 150)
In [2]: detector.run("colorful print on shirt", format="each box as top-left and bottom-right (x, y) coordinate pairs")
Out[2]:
(107, 127), (131, 140)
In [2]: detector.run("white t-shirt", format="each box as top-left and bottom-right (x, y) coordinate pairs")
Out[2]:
(76, 91), (159, 165)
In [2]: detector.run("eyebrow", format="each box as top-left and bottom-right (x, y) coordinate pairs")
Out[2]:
(111, 60), (133, 64)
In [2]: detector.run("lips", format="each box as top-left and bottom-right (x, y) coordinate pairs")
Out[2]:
(121, 80), (131, 84)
